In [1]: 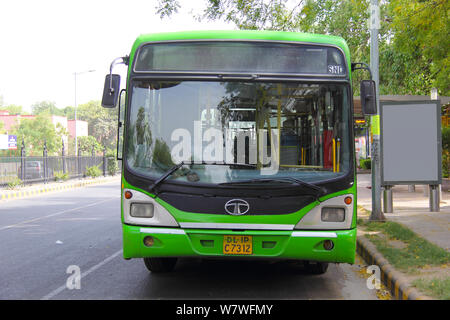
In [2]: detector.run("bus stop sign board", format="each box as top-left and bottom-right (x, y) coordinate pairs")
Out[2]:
(380, 100), (442, 185)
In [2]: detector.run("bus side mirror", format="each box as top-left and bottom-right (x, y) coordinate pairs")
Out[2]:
(360, 80), (377, 115)
(102, 74), (121, 108)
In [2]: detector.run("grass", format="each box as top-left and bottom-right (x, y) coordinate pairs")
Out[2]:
(358, 220), (450, 273)
(412, 278), (450, 300)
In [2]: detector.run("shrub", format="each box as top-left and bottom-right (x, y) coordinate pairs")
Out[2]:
(7, 177), (23, 189)
(359, 158), (371, 170)
(107, 157), (118, 176)
(54, 170), (69, 181)
(85, 165), (101, 178)
(442, 126), (450, 178)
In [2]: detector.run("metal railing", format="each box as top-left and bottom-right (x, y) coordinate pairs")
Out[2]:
(0, 140), (120, 187)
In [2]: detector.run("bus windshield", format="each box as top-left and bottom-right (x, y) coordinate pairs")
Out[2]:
(126, 80), (351, 185)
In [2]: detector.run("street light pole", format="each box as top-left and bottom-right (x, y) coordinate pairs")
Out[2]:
(369, 0), (385, 221)
(73, 70), (95, 156)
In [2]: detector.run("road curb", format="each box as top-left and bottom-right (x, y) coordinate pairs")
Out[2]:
(0, 176), (120, 202)
(356, 236), (432, 300)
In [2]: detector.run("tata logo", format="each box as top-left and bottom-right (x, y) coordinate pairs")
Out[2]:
(224, 199), (250, 215)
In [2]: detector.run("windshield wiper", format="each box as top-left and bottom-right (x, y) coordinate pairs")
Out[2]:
(220, 177), (326, 201)
(148, 161), (257, 193)
(148, 162), (185, 194)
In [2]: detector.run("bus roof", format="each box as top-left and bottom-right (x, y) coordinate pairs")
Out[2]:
(129, 30), (351, 68)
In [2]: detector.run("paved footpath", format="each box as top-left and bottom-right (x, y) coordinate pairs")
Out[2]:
(357, 173), (450, 252)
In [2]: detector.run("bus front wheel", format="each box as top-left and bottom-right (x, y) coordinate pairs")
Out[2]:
(304, 261), (329, 275)
(143, 257), (177, 273)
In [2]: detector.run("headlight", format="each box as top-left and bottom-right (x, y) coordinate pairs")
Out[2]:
(123, 189), (179, 227)
(321, 207), (345, 222)
(130, 203), (154, 218)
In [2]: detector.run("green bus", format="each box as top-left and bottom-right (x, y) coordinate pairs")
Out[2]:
(102, 30), (376, 274)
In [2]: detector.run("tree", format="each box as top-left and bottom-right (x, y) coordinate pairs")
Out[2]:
(387, 0), (449, 96)
(156, 0), (449, 96)
(31, 101), (64, 116)
(2, 104), (24, 115)
(11, 114), (63, 155)
(76, 100), (118, 150)
(77, 136), (103, 155)
(62, 106), (75, 120)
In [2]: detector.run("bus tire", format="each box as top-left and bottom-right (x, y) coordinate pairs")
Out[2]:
(305, 261), (329, 275)
(143, 257), (177, 273)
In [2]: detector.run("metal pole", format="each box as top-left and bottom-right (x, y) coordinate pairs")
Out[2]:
(74, 72), (77, 156)
(103, 146), (107, 177)
(369, 0), (385, 221)
(429, 185), (440, 212)
(43, 140), (48, 183)
(62, 138), (66, 175)
(20, 139), (25, 181)
(383, 185), (393, 213)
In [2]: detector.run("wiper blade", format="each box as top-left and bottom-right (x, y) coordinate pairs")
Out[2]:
(148, 161), (257, 193)
(148, 162), (185, 193)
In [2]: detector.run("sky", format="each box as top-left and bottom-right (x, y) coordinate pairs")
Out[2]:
(0, 0), (234, 112)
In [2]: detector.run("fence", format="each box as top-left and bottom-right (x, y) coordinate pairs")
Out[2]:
(0, 154), (119, 187)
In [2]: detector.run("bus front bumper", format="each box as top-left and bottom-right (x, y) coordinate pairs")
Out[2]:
(122, 225), (356, 264)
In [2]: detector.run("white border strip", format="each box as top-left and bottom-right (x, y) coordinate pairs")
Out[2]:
(140, 228), (186, 235)
(179, 222), (294, 230)
(291, 231), (337, 238)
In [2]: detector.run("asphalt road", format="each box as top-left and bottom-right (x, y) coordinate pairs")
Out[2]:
(0, 180), (379, 300)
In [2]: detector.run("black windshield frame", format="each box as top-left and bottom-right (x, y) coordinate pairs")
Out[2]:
(122, 76), (355, 196)
(133, 40), (348, 79)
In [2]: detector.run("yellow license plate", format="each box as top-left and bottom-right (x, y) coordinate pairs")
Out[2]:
(223, 235), (253, 255)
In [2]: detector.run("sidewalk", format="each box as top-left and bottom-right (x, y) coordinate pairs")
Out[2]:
(0, 175), (121, 201)
(357, 173), (450, 251)
(356, 173), (450, 300)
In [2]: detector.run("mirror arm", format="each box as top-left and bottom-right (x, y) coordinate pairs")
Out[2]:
(108, 56), (129, 95)
(351, 62), (372, 80)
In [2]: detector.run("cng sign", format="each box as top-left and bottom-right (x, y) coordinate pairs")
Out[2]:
(0, 135), (17, 150)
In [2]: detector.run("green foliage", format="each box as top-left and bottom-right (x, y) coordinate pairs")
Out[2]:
(31, 101), (63, 116)
(54, 170), (69, 181)
(77, 136), (103, 155)
(388, 0), (450, 96)
(442, 126), (450, 151)
(62, 106), (75, 120)
(156, 0), (449, 96)
(364, 221), (450, 272)
(7, 177), (23, 189)
(85, 165), (102, 178)
(12, 114), (63, 155)
(77, 100), (118, 151)
(442, 126), (450, 178)
(412, 277), (450, 300)
(359, 158), (371, 170)
(107, 157), (119, 176)
(2, 104), (24, 115)
(153, 138), (175, 168)
(106, 148), (119, 176)
(156, 0), (181, 18)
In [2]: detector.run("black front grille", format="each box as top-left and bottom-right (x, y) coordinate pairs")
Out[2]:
(157, 192), (315, 215)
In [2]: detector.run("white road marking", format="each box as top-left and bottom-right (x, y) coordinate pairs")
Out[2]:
(40, 249), (123, 300)
(0, 197), (119, 231)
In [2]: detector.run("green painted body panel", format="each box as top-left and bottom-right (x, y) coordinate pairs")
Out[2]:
(120, 30), (357, 264)
(123, 225), (356, 264)
(127, 30), (351, 80)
